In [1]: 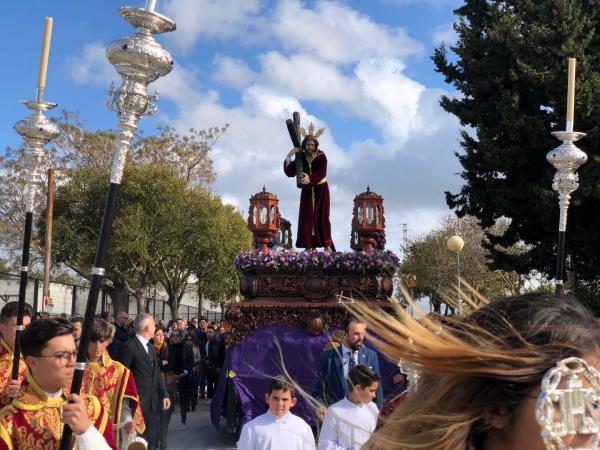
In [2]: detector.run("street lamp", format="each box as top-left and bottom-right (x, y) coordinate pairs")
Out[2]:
(447, 235), (464, 316)
(405, 274), (417, 316)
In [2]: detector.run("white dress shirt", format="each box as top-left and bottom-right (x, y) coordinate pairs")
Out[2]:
(44, 389), (112, 450)
(318, 397), (378, 450)
(136, 334), (149, 353)
(238, 411), (316, 450)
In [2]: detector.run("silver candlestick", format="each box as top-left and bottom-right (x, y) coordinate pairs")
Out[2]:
(12, 96), (59, 380)
(546, 130), (587, 294)
(61, 4), (175, 449)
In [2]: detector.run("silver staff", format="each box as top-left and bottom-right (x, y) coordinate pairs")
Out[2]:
(60, 3), (175, 449)
(546, 130), (586, 294)
(12, 96), (59, 379)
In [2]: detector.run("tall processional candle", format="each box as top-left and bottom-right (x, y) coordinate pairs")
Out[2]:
(566, 58), (576, 132)
(12, 16), (59, 379)
(37, 17), (53, 101)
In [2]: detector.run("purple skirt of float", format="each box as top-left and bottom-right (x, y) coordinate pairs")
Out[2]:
(210, 324), (398, 428)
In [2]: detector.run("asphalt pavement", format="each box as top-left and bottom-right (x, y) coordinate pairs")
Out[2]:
(166, 400), (238, 450)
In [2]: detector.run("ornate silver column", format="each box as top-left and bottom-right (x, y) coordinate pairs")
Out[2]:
(546, 131), (587, 294)
(61, 4), (175, 449)
(12, 96), (59, 379)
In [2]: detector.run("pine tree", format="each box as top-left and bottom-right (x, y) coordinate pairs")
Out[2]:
(434, 0), (600, 289)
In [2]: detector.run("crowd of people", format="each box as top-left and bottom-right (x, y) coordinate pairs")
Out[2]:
(0, 291), (596, 450)
(0, 304), (226, 450)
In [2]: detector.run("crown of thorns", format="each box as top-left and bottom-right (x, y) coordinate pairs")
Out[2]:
(298, 122), (326, 139)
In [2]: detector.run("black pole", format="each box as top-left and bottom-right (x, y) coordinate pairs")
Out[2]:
(12, 212), (33, 380)
(60, 182), (120, 450)
(32, 279), (39, 314)
(555, 230), (566, 295)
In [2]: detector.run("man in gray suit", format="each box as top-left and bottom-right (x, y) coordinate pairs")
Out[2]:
(119, 314), (170, 450)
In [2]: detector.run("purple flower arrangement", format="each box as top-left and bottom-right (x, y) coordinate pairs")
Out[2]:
(234, 249), (399, 273)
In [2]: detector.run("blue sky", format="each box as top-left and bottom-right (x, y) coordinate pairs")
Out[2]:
(2, 0), (464, 252)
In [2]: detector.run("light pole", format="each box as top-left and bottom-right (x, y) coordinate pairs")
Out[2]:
(447, 235), (464, 316)
(405, 274), (417, 316)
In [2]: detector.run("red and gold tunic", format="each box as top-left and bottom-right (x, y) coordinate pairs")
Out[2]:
(82, 351), (145, 446)
(0, 370), (116, 450)
(0, 338), (26, 409)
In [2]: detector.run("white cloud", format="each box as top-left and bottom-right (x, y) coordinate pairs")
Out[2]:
(271, 0), (424, 64)
(212, 55), (258, 90)
(432, 22), (457, 46)
(65, 42), (117, 86)
(162, 0), (264, 51)
(387, 0), (459, 5)
(64, 1), (463, 249)
(258, 52), (360, 104)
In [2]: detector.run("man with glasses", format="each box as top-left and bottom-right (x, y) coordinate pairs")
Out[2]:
(0, 318), (116, 449)
(0, 302), (33, 408)
(83, 319), (145, 448)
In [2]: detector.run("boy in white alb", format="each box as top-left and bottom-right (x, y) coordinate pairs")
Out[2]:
(237, 377), (315, 450)
(318, 365), (380, 450)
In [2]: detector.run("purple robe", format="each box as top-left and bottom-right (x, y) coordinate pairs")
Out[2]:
(283, 151), (333, 249)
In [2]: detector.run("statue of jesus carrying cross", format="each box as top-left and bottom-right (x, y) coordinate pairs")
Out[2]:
(283, 113), (335, 252)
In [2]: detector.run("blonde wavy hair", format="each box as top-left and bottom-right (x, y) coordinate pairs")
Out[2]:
(349, 293), (599, 450)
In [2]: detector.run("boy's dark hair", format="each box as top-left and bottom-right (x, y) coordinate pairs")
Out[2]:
(347, 365), (380, 391)
(90, 318), (112, 342)
(20, 319), (74, 357)
(268, 376), (296, 398)
(0, 301), (33, 325)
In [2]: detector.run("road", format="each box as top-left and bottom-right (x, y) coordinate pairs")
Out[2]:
(165, 400), (238, 450)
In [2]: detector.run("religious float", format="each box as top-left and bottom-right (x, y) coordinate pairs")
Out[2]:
(210, 125), (401, 433)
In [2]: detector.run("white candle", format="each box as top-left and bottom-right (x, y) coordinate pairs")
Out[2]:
(566, 58), (576, 132)
(146, 0), (157, 12)
(37, 17), (53, 90)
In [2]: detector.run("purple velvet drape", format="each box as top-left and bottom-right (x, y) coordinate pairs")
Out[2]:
(210, 324), (398, 428)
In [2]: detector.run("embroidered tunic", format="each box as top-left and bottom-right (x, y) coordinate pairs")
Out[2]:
(0, 338), (26, 409)
(0, 371), (116, 450)
(82, 351), (145, 447)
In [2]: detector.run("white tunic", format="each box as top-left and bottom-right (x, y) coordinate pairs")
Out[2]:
(237, 411), (316, 450)
(317, 398), (378, 450)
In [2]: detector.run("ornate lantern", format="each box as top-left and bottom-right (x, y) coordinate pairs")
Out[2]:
(351, 186), (385, 252)
(278, 216), (293, 249)
(248, 186), (280, 253)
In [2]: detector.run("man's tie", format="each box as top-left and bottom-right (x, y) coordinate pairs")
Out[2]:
(147, 342), (155, 364)
(348, 351), (356, 371)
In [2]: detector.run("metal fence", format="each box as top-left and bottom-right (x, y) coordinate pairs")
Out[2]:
(0, 272), (217, 322)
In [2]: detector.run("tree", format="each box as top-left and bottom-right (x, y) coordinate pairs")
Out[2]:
(193, 202), (252, 313)
(47, 165), (251, 318)
(1, 112), (224, 268)
(47, 165), (188, 312)
(401, 216), (521, 313)
(434, 1), (600, 283)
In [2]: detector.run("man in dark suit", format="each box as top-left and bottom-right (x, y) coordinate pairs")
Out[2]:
(107, 311), (129, 360)
(313, 317), (383, 419)
(118, 313), (170, 450)
(200, 326), (225, 400)
(193, 317), (208, 399)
